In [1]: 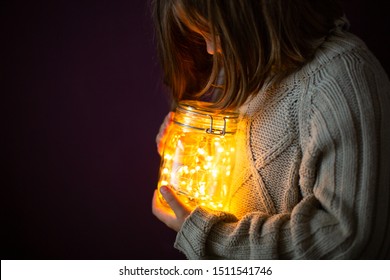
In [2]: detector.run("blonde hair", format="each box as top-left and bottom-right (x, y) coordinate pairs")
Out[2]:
(152, 0), (343, 109)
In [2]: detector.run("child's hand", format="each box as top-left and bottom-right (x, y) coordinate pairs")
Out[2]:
(152, 186), (193, 232)
(156, 112), (174, 155)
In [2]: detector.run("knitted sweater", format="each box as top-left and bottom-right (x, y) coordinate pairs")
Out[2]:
(173, 29), (390, 259)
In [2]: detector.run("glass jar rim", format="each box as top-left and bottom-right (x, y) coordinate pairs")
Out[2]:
(174, 100), (239, 135)
(178, 100), (239, 116)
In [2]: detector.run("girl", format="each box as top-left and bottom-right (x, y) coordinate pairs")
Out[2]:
(151, 0), (390, 259)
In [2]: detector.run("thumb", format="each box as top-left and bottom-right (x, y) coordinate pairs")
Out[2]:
(160, 186), (189, 217)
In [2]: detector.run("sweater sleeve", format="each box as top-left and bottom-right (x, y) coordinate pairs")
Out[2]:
(174, 50), (390, 259)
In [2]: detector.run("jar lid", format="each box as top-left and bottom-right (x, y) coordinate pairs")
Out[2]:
(174, 100), (239, 135)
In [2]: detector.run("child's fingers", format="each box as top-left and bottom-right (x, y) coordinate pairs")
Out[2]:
(159, 186), (189, 219)
(152, 190), (176, 224)
(156, 112), (175, 155)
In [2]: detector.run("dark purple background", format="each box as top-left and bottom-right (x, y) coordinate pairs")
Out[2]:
(2, 0), (389, 259)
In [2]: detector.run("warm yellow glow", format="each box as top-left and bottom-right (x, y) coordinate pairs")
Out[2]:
(158, 131), (237, 211)
(157, 101), (238, 211)
(162, 168), (169, 174)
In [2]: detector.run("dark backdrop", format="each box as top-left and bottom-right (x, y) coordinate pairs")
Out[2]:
(2, 0), (389, 260)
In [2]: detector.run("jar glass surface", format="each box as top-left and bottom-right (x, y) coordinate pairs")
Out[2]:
(157, 101), (238, 211)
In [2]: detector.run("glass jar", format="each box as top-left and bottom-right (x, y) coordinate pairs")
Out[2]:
(157, 100), (239, 211)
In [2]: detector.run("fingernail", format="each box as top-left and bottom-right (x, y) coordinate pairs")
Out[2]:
(160, 186), (168, 195)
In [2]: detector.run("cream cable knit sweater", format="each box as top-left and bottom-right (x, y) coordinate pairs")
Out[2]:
(173, 29), (390, 259)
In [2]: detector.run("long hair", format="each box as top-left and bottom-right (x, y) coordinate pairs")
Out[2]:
(152, 0), (344, 109)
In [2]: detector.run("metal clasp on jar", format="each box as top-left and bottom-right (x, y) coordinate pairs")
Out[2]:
(205, 115), (228, 135)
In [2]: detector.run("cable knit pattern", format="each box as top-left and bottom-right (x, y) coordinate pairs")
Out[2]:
(173, 29), (390, 259)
